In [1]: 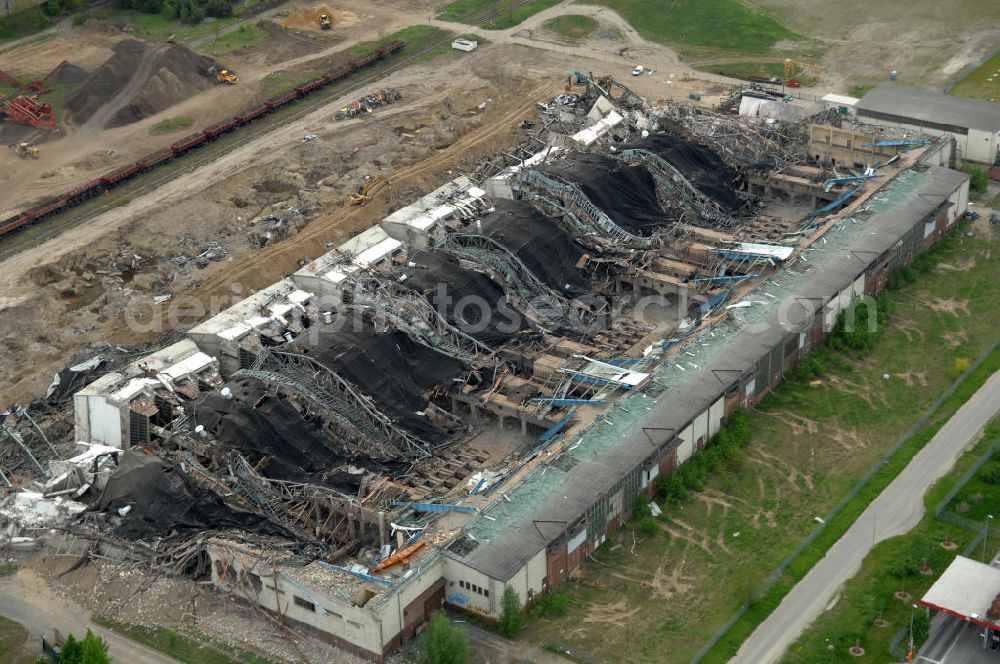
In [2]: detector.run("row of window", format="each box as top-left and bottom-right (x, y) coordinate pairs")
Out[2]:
(458, 580), (489, 597)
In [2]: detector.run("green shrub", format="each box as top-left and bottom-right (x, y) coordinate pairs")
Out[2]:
(966, 164), (989, 196)
(422, 611), (469, 664)
(0, 8), (50, 39)
(657, 474), (689, 505)
(529, 591), (570, 618)
(637, 516), (658, 534)
(979, 460), (1000, 484)
(499, 585), (524, 638)
(632, 496), (652, 519)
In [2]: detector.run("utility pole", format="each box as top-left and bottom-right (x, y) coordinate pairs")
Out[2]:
(983, 514), (994, 563)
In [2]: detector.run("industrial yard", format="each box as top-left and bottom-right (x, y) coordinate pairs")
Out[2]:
(1, 1), (1000, 663)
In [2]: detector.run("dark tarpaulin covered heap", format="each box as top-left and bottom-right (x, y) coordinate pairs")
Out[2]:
(538, 153), (667, 235)
(191, 378), (393, 484)
(621, 132), (745, 211)
(291, 321), (463, 440)
(478, 199), (591, 295)
(400, 249), (529, 344)
(95, 449), (293, 540)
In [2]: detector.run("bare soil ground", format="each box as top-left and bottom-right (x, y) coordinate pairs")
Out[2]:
(0, 0), (430, 216)
(758, 0), (1000, 91)
(0, 2), (700, 409)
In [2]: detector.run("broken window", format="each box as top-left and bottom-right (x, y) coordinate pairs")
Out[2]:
(294, 595), (316, 612)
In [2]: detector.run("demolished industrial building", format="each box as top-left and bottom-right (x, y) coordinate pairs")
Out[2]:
(0, 79), (970, 661)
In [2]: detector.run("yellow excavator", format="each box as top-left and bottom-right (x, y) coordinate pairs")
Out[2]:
(319, 13), (332, 30)
(350, 175), (388, 206)
(9, 142), (39, 159)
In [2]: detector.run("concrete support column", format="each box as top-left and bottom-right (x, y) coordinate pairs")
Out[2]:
(378, 511), (387, 547)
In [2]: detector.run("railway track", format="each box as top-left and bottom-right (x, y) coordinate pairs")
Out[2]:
(0, 0), (540, 262)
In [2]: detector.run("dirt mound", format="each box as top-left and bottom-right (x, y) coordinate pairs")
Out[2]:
(52, 62), (89, 85)
(279, 5), (358, 32)
(62, 38), (216, 129)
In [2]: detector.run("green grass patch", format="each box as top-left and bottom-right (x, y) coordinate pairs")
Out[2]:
(483, 0), (561, 30)
(849, 84), (874, 98)
(95, 8), (238, 42)
(93, 618), (274, 664)
(345, 24), (455, 62)
(541, 14), (599, 42)
(950, 51), (1000, 101)
(436, 0), (561, 29)
(199, 22), (269, 55)
(257, 70), (319, 99)
(525, 224), (1000, 664)
(696, 61), (786, 80)
(0, 6), (51, 41)
(784, 421), (1000, 663)
(579, 0), (801, 54)
(0, 616), (33, 664)
(436, 0), (497, 23)
(0, 562), (18, 576)
(149, 116), (194, 135)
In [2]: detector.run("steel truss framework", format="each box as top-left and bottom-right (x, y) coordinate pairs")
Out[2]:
(349, 275), (497, 367)
(234, 349), (435, 461)
(435, 233), (583, 333)
(0, 410), (60, 485)
(517, 169), (661, 248)
(617, 148), (748, 228)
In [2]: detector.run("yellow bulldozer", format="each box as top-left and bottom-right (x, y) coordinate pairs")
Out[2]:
(319, 13), (332, 30)
(217, 69), (239, 85)
(9, 142), (39, 159)
(350, 175), (388, 206)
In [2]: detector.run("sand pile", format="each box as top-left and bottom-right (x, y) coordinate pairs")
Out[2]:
(279, 5), (358, 32)
(63, 39), (217, 129)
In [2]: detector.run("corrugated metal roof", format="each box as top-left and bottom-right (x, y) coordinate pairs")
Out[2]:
(856, 85), (1000, 131)
(451, 165), (968, 582)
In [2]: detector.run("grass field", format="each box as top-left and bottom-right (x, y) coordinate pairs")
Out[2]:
(0, 616), (34, 664)
(149, 116), (194, 135)
(94, 9), (240, 43)
(950, 51), (1000, 101)
(94, 618), (275, 664)
(784, 422), (1000, 663)
(523, 222), (1000, 663)
(541, 15), (599, 42)
(200, 23), (270, 56)
(436, 0), (561, 29)
(579, 0), (801, 54)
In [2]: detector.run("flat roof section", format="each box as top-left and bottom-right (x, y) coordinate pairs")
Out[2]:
(856, 86), (1000, 132)
(922, 556), (1000, 629)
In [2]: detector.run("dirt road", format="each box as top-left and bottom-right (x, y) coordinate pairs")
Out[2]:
(0, 568), (181, 664)
(732, 367), (1000, 663)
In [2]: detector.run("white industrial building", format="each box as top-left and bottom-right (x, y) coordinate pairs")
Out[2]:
(187, 279), (315, 377)
(380, 176), (487, 249)
(855, 86), (1000, 164)
(74, 340), (221, 448)
(292, 225), (403, 302)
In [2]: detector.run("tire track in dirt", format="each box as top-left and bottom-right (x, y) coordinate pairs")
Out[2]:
(178, 82), (554, 308)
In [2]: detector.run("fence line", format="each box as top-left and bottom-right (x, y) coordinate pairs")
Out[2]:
(690, 333), (1000, 663)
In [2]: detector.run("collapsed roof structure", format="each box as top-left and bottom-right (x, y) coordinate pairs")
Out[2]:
(0, 79), (970, 662)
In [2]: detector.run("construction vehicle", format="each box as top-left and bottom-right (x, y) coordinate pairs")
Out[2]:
(334, 89), (401, 120)
(217, 69), (238, 85)
(204, 65), (238, 85)
(9, 142), (39, 158)
(350, 174), (387, 206)
(319, 13), (332, 30)
(783, 58), (824, 86)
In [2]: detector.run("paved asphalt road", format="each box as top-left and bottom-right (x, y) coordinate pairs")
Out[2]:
(733, 369), (1000, 664)
(0, 569), (181, 664)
